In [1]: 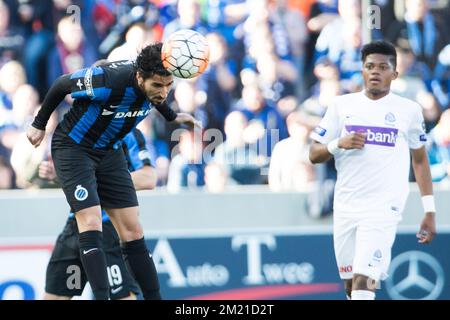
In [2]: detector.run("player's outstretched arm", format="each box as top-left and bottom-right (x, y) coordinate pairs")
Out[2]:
(131, 165), (157, 191)
(154, 102), (202, 129)
(173, 113), (202, 130)
(27, 74), (72, 147)
(411, 146), (436, 244)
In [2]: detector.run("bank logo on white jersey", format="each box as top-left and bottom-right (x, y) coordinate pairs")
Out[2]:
(345, 125), (398, 147)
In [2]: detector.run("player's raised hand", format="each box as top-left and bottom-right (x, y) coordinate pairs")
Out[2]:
(174, 113), (203, 130)
(338, 132), (367, 150)
(26, 126), (46, 148)
(417, 212), (436, 244)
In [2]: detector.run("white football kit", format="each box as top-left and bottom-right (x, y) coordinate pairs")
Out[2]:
(310, 91), (427, 281)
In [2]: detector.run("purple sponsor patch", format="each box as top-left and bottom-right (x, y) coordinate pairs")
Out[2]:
(345, 125), (398, 147)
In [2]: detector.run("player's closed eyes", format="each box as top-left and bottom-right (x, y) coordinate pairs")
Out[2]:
(152, 83), (173, 88)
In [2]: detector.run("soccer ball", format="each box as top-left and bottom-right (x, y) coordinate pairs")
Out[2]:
(161, 29), (210, 79)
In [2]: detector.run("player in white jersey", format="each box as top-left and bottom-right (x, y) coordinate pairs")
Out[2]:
(309, 41), (436, 300)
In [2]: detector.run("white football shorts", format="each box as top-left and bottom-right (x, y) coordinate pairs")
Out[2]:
(333, 213), (399, 282)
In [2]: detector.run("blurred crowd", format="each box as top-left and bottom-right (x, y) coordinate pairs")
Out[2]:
(1, 0), (450, 211)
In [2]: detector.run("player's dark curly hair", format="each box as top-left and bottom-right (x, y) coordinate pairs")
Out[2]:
(361, 40), (397, 69)
(135, 43), (172, 79)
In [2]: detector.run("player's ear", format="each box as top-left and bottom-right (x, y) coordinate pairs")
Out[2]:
(136, 72), (143, 85)
(392, 70), (398, 81)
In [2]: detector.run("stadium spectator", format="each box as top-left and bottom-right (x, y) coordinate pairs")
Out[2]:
(204, 161), (236, 193)
(387, 0), (449, 87)
(108, 22), (156, 62)
(269, 112), (314, 191)
(267, 0), (308, 99)
(0, 1), (25, 66)
(0, 60), (27, 126)
(47, 16), (97, 88)
(10, 113), (58, 189)
(304, 0), (339, 88)
(431, 44), (450, 110)
(213, 110), (267, 184)
(167, 129), (205, 192)
(0, 84), (39, 162)
(391, 45), (440, 129)
(19, 0), (55, 100)
(236, 84), (288, 157)
(314, 2), (363, 92)
(196, 32), (237, 133)
(163, 0), (208, 39)
(427, 109), (450, 182)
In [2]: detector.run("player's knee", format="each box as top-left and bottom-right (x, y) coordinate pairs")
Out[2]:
(120, 224), (144, 242)
(75, 211), (102, 231)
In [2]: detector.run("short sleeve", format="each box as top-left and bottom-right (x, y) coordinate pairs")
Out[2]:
(123, 129), (153, 171)
(408, 104), (427, 149)
(309, 100), (341, 144)
(69, 66), (110, 102)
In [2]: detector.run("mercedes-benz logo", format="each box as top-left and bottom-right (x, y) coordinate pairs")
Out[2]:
(386, 251), (444, 300)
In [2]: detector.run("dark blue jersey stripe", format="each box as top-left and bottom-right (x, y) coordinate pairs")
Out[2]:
(93, 87), (139, 148)
(68, 105), (102, 143)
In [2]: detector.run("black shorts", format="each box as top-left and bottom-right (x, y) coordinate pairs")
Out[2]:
(51, 130), (138, 212)
(45, 218), (141, 299)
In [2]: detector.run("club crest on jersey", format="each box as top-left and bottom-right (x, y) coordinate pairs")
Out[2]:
(74, 185), (88, 201)
(384, 112), (396, 123)
(314, 126), (327, 137)
(345, 125), (398, 147)
(373, 250), (382, 260)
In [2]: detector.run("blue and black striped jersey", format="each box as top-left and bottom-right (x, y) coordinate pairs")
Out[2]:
(60, 61), (152, 149)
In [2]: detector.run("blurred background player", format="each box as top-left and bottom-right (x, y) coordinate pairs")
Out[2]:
(309, 40), (436, 300)
(41, 128), (155, 300)
(26, 44), (200, 300)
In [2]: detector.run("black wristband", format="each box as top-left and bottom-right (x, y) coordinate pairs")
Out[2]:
(31, 115), (47, 130)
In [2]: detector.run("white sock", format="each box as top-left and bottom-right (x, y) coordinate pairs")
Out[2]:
(351, 290), (375, 300)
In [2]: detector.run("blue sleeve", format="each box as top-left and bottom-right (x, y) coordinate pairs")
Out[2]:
(69, 66), (110, 102)
(122, 129), (153, 172)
